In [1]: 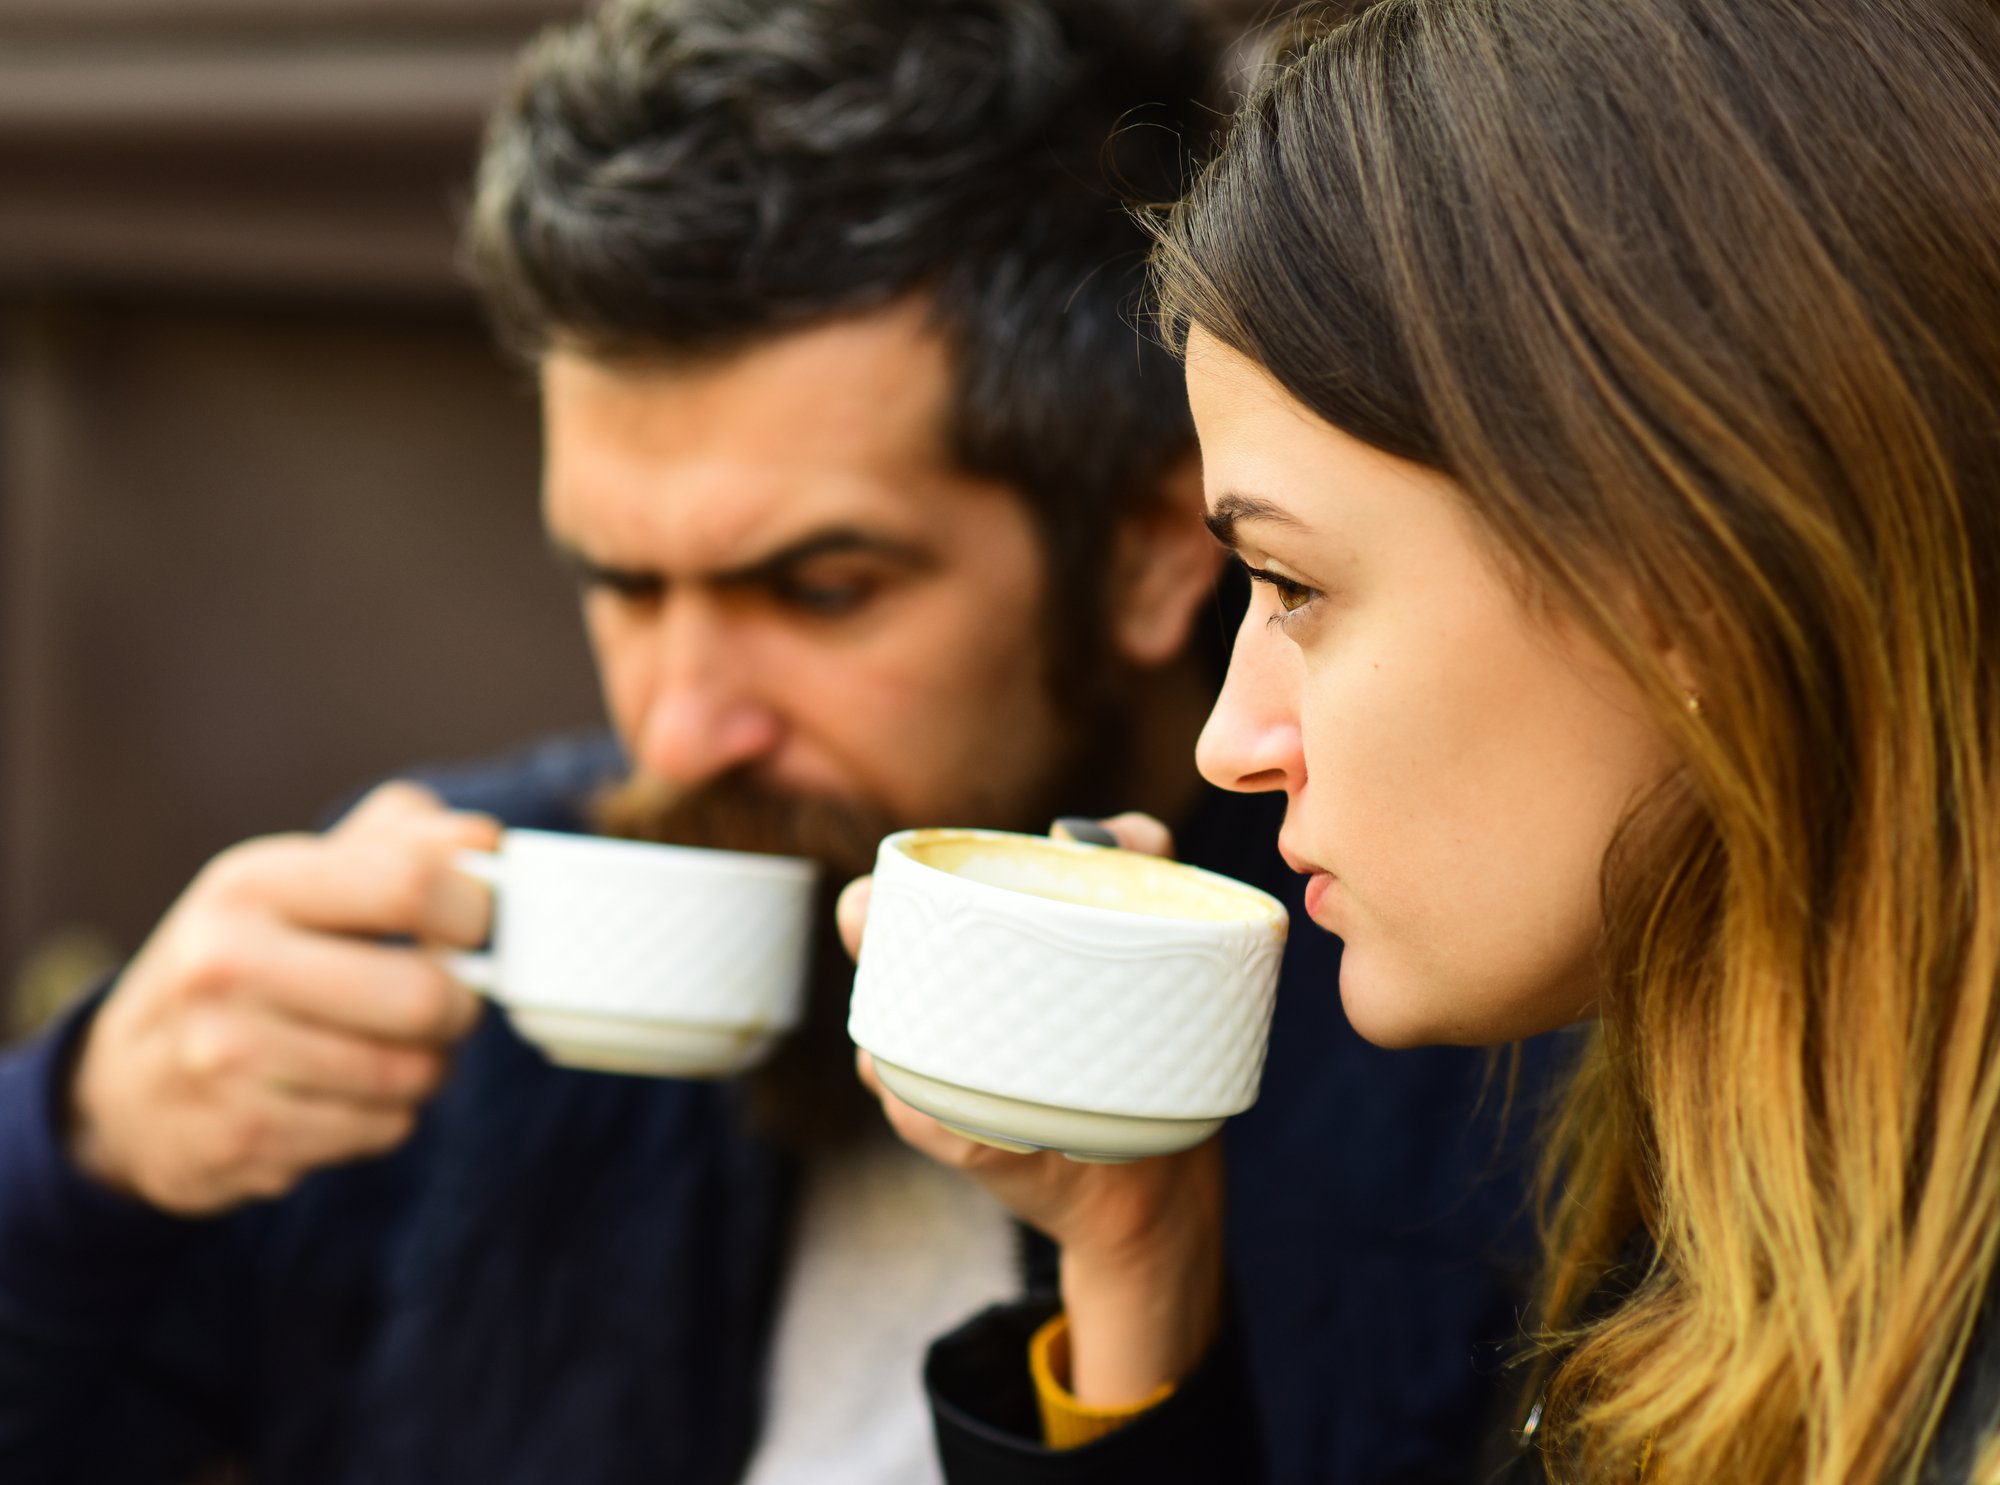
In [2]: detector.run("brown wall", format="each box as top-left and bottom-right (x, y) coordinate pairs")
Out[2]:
(0, 0), (603, 1031)
(0, 0), (1281, 1031)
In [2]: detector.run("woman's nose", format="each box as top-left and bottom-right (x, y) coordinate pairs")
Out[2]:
(1196, 606), (1305, 796)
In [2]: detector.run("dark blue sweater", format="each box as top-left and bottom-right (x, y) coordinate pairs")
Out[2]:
(0, 733), (1552, 1484)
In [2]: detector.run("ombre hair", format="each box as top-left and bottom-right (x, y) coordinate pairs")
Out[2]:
(1154, 2), (2000, 1481)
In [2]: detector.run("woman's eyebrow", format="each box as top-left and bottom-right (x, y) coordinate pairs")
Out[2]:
(1203, 492), (1303, 548)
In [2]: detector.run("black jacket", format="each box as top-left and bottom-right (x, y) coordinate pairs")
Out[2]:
(0, 732), (1553, 1485)
(924, 1230), (2000, 1482)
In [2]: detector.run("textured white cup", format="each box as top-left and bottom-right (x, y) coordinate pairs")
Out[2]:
(451, 829), (818, 1078)
(848, 828), (1287, 1160)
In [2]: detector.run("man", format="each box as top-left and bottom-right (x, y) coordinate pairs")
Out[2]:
(0, 2), (1543, 1481)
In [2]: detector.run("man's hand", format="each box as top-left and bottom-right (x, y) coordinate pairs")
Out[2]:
(68, 783), (498, 1216)
(837, 813), (1227, 1409)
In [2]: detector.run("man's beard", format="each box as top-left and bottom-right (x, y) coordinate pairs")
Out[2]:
(584, 708), (1136, 1152)
(588, 653), (1139, 1149)
(592, 771), (893, 1152)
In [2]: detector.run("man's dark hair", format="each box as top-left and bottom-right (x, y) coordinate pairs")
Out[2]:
(467, 0), (1221, 728)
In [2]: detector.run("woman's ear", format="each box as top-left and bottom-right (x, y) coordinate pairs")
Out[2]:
(1108, 452), (1226, 668)
(1622, 582), (1705, 709)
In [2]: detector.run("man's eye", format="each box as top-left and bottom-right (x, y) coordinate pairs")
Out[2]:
(794, 588), (860, 615)
(774, 575), (874, 617)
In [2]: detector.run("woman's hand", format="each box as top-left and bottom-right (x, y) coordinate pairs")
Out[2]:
(837, 814), (1227, 1407)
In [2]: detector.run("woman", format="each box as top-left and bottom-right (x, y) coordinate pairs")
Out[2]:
(846, 0), (2000, 1479)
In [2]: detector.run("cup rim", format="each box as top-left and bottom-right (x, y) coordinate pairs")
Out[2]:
(879, 826), (1286, 928)
(503, 827), (819, 884)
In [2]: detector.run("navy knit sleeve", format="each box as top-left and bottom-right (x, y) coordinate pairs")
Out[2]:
(0, 991), (220, 1479)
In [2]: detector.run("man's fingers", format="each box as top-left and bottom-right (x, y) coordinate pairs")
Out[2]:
(177, 1002), (451, 1107)
(252, 1096), (419, 1181)
(330, 780), (502, 883)
(330, 782), (444, 843)
(171, 920), (482, 1045)
(158, 1090), (424, 1212)
(201, 835), (494, 947)
(836, 876), (873, 962)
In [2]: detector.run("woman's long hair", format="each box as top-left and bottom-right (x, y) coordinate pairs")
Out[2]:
(1153, 2), (2000, 1481)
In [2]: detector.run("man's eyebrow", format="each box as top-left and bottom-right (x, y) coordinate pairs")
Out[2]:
(553, 528), (931, 589)
(710, 527), (931, 587)
(1203, 492), (1303, 549)
(555, 542), (658, 590)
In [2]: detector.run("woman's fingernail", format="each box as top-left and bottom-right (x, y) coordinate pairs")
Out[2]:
(1052, 817), (1118, 848)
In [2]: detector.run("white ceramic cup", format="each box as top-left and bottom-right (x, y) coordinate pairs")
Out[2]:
(848, 828), (1288, 1161)
(449, 829), (818, 1077)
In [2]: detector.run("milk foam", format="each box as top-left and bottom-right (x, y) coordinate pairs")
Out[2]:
(900, 834), (1280, 923)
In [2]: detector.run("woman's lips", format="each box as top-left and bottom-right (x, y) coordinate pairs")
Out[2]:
(1302, 870), (1337, 925)
(1272, 836), (1336, 928)
(1278, 836), (1338, 927)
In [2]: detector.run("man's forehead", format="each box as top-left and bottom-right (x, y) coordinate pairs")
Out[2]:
(545, 303), (956, 466)
(540, 305), (1004, 570)
(552, 457), (941, 576)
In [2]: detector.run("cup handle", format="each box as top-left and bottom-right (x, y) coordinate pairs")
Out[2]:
(445, 848), (504, 997)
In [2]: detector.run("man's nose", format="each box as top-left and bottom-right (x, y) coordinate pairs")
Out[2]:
(633, 596), (784, 789)
(1195, 606), (1305, 795)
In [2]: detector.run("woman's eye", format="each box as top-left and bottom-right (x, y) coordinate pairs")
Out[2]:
(1245, 564), (1317, 615)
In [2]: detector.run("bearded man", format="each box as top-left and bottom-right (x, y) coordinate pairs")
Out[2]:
(0, 3), (1543, 1482)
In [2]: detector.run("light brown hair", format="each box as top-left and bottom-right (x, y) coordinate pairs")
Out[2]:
(1154, 1), (2000, 1480)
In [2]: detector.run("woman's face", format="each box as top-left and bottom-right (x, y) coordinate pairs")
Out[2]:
(1188, 332), (1678, 1047)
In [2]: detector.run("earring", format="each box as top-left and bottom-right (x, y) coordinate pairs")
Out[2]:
(1684, 692), (1702, 715)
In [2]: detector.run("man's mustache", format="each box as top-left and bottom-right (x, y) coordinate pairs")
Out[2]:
(591, 769), (897, 886)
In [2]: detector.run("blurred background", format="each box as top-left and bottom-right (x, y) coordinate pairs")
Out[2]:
(0, 0), (609, 1036)
(0, 0), (1287, 1037)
